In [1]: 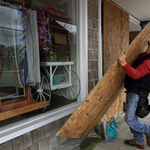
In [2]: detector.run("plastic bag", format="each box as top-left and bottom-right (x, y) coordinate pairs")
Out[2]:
(105, 117), (118, 142)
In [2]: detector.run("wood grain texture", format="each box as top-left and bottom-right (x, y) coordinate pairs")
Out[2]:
(103, 0), (129, 74)
(56, 12), (150, 140)
(103, 0), (129, 119)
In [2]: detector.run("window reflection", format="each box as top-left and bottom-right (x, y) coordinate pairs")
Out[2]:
(0, 0), (79, 127)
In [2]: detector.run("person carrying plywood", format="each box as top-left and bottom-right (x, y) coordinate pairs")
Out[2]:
(117, 41), (150, 149)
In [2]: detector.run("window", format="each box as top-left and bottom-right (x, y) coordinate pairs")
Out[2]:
(0, 0), (80, 129)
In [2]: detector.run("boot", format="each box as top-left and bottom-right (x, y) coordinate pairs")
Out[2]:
(146, 135), (150, 147)
(124, 139), (144, 149)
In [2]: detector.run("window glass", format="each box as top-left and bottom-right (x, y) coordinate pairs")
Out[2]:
(0, 0), (79, 128)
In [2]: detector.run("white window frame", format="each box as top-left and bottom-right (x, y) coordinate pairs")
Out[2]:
(0, 0), (103, 144)
(98, 0), (103, 80)
(0, 0), (85, 144)
(78, 0), (88, 101)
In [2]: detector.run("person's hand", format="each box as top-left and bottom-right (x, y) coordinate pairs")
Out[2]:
(117, 52), (127, 67)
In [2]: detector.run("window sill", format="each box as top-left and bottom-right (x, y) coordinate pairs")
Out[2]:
(0, 102), (81, 144)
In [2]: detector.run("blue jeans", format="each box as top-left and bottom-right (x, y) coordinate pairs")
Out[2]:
(125, 92), (150, 143)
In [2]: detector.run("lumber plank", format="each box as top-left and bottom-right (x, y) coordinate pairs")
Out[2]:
(56, 22), (150, 138)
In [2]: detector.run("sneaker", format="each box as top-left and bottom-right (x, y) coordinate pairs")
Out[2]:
(124, 139), (144, 149)
(146, 135), (150, 147)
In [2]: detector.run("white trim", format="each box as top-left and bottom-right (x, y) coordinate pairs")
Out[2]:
(129, 15), (141, 32)
(98, 0), (103, 80)
(79, 0), (88, 101)
(129, 15), (140, 26)
(76, 0), (80, 102)
(0, 102), (81, 144)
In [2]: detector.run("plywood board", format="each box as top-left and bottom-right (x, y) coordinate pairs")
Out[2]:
(56, 21), (150, 138)
(103, 0), (129, 74)
(103, 0), (129, 119)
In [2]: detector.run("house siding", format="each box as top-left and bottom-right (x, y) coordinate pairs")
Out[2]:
(88, 0), (99, 93)
(0, 115), (70, 150)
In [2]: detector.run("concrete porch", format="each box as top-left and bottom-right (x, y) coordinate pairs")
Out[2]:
(54, 113), (150, 150)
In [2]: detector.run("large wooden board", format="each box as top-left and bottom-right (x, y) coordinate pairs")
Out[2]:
(103, 0), (129, 120)
(56, 23), (150, 138)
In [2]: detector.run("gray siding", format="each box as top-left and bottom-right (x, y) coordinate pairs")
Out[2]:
(88, 0), (99, 93)
(0, 115), (70, 150)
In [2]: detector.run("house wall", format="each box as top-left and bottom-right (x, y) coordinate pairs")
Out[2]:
(103, 0), (129, 120)
(0, 0), (129, 148)
(88, 0), (99, 93)
(0, 115), (71, 150)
